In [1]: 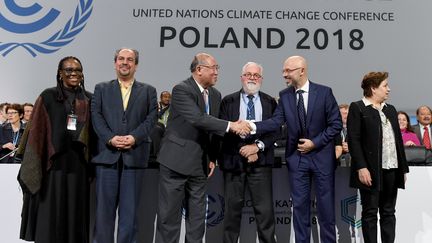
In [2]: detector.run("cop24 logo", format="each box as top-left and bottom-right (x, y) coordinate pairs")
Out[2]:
(0, 0), (93, 57)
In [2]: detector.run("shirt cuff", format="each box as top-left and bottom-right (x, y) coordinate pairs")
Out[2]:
(249, 121), (257, 135)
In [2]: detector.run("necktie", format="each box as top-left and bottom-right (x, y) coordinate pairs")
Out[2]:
(297, 90), (306, 137)
(246, 95), (255, 120)
(424, 126), (431, 149)
(341, 127), (347, 142)
(202, 89), (209, 114)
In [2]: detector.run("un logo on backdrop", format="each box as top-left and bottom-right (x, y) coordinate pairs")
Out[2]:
(0, 0), (93, 57)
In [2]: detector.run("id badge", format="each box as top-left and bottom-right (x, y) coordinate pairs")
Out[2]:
(67, 114), (78, 131)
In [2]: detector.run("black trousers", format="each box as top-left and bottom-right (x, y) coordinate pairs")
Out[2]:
(222, 167), (276, 243)
(155, 165), (207, 243)
(360, 169), (398, 243)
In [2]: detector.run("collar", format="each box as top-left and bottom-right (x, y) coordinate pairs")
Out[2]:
(118, 79), (134, 88)
(362, 97), (387, 110)
(194, 79), (206, 93)
(295, 80), (310, 93)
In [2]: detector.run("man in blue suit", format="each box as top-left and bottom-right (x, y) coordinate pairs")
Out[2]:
(91, 48), (158, 243)
(250, 56), (342, 243)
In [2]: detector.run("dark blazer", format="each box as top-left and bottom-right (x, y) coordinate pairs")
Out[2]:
(0, 122), (26, 163)
(91, 79), (158, 168)
(413, 124), (426, 146)
(347, 100), (409, 190)
(256, 81), (342, 174)
(218, 90), (277, 171)
(157, 77), (229, 176)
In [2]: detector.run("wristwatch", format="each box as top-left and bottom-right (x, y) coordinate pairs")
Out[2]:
(255, 140), (265, 152)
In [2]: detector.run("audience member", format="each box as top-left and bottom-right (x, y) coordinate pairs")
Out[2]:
(22, 103), (34, 123)
(412, 105), (432, 150)
(0, 103), (25, 163)
(219, 62), (277, 243)
(91, 48), (157, 243)
(149, 91), (171, 160)
(158, 91), (171, 127)
(398, 111), (420, 146)
(0, 102), (10, 125)
(18, 56), (92, 242)
(347, 71), (408, 243)
(339, 103), (351, 166)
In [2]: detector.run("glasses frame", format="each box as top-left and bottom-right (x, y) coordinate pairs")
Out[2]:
(242, 73), (262, 79)
(199, 64), (220, 71)
(282, 67), (303, 74)
(62, 67), (83, 75)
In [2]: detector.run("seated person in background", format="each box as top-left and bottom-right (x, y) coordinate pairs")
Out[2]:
(0, 102), (10, 125)
(22, 103), (34, 123)
(158, 91), (171, 127)
(339, 103), (351, 166)
(398, 111), (420, 146)
(149, 91), (172, 160)
(335, 134), (343, 160)
(412, 105), (432, 149)
(0, 103), (25, 163)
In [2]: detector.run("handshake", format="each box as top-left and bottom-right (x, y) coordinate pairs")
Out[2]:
(229, 120), (254, 137)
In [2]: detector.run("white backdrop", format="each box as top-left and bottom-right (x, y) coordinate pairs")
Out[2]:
(1, 0), (432, 113)
(2, 165), (432, 243)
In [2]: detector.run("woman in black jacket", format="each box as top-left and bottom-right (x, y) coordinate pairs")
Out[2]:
(347, 71), (409, 243)
(0, 103), (25, 163)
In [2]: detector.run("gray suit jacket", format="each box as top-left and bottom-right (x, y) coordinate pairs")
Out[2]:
(413, 124), (425, 146)
(157, 77), (228, 176)
(91, 79), (158, 167)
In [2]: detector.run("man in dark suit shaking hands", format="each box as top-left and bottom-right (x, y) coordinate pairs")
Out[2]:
(91, 48), (158, 243)
(155, 53), (250, 243)
(249, 56), (342, 243)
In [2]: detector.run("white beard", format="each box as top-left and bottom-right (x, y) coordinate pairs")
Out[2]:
(242, 81), (261, 95)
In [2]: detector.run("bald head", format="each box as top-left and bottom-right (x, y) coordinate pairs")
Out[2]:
(282, 55), (308, 88)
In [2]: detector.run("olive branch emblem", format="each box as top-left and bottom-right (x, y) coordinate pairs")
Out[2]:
(0, 0), (93, 57)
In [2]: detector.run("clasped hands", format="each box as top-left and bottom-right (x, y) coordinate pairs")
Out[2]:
(109, 135), (136, 150)
(229, 120), (252, 137)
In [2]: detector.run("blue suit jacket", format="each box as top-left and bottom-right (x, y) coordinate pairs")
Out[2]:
(91, 79), (158, 168)
(256, 81), (342, 174)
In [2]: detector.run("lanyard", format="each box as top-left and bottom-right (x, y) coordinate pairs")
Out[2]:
(12, 130), (19, 145)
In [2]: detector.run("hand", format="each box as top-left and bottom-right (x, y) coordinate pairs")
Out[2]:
(110, 135), (125, 149)
(358, 168), (372, 187)
(122, 135), (136, 149)
(247, 153), (258, 163)
(404, 140), (416, 146)
(239, 144), (259, 158)
(208, 161), (216, 178)
(342, 142), (349, 153)
(297, 138), (315, 154)
(110, 135), (135, 150)
(229, 120), (251, 136)
(2, 142), (16, 150)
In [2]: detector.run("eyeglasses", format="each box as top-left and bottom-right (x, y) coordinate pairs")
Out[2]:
(7, 111), (18, 115)
(200, 65), (220, 71)
(282, 67), (302, 73)
(242, 73), (262, 79)
(62, 68), (83, 75)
